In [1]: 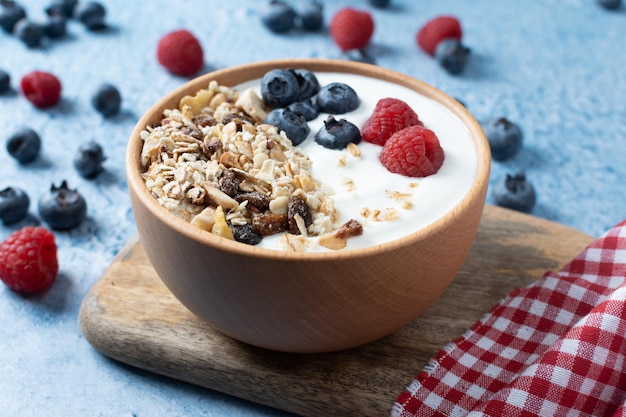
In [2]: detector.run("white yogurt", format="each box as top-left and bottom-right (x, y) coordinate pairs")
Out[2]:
(237, 72), (477, 251)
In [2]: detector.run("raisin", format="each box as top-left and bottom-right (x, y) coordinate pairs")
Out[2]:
(218, 169), (242, 197)
(180, 126), (204, 141)
(222, 113), (256, 128)
(287, 195), (312, 234)
(192, 114), (217, 127)
(335, 219), (363, 240)
(235, 191), (270, 212)
(232, 223), (263, 245)
(202, 137), (222, 157)
(252, 213), (288, 236)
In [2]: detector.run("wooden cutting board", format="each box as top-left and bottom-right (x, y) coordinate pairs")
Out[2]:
(79, 205), (594, 417)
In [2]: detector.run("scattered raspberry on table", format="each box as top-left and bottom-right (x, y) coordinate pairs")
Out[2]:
(20, 71), (62, 108)
(329, 7), (374, 51)
(380, 125), (445, 177)
(0, 226), (59, 293)
(416, 15), (462, 56)
(156, 29), (204, 77)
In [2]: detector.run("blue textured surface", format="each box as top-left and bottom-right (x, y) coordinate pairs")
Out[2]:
(1, 1), (624, 415)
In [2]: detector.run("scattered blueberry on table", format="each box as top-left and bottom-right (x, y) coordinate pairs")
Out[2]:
(38, 181), (87, 231)
(91, 82), (122, 117)
(0, 186), (30, 225)
(6, 127), (41, 164)
(483, 117), (523, 161)
(73, 141), (106, 179)
(492, 172), (537, 213)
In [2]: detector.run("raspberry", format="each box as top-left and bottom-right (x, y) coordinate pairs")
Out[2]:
(0, 226), (59, 293)
(156, 29), (204, 77)
(416, 15), (462, 56)
(361, 98), (423, 146)
(20, 71), (62, 108)
(380, 125), (445, 177)
(329, 7), (374, 51)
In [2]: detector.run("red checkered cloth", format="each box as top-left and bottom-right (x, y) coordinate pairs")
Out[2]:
(392, 220), (626, 417)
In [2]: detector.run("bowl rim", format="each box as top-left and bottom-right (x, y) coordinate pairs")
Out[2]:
(126, 58), (491, 261)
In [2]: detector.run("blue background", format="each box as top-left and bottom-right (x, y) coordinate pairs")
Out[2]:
(1, 1), (624, 415)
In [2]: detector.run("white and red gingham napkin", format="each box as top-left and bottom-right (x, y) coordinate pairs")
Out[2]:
(392, 220), (626, 417)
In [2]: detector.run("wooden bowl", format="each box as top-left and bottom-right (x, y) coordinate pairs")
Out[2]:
(126, 59), (491, 353)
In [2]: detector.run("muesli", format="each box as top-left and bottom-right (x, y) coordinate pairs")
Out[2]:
(139, 81), (362, 251)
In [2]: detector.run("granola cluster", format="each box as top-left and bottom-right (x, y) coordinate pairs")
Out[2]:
(139, 81), (362, 251)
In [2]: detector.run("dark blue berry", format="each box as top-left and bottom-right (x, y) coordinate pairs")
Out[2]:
(6, 128), (41, 164)
(597, 0), (622, 9)
(0, 69), (10, 93)
(434, 38), (470, 75)
(314, 116), (361, 150)
(260, 68), (300, 108)
(293, 68), (320, 101)
(264, 108), (310, 146)
(91, 83), (121, 117)
(0, 1), (26, 33)
(14, 18), (44, 48)
(45, 0), (77, 18)
(492, 172), (536, 213)
(316, 82), (360, 114)
(287, 99), (318, 121)
(299, 1), (323, 31)
(74, 1), (106, 30)
(0, 186), (30, 225)
(73, 141), (106, 179)
(232, 223), (263, 245)
(38, 181), (87, 230)
(483, 117), (523, 161)
(261, 0), (296, 33)
(369, 0), (391, 8)
(42, 14), (66, 38)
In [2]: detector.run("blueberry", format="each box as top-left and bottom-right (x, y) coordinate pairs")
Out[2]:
(74, 1), (106, 30)
(91, 83), (121, 117)
(0, 187), (30, 225)
(261, 0), (296, 33)
(45, 0), (77, 18)
(315, 116), (361, 150)
(597, 0), (622, 9)
(287, 99), (318, 121)
(13, 18), (44, 48)
(293, 68), (320, 101)
(6, 128), (41, 164)
(0, 1), (26, 33)
(73, 141), (106, 179)
(492, 172), (536, 213)
(369, 0), (391, 8)
(299, 1), (323, 31)
(0, 69), (10, 93)
(260, 68), (300, 108)
(316, 82), (360, 114)
(483, 117), (523, 161)
(232, 223), (263, 246)
(38, 181), (87, 230)
(434, 38), (470, 75)
(264, 108), (310, 146)
(42, 14), (66, 38)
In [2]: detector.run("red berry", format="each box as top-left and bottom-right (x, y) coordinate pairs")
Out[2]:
(416, 15), (462, 56)
(380, 125), (445, 177)
(20, 71), (62, 108)
(157, 29), (204, 76)
(0, 226), (59, 293)
(329, 7), (374, 51)
(362, 98), (423, 146)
